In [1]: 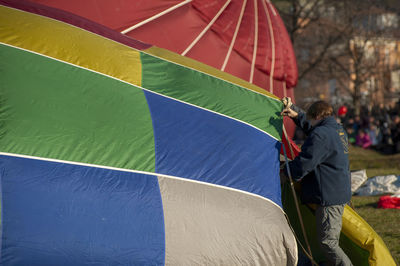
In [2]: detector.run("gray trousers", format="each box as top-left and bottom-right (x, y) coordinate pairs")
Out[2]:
(315, 204), (353, 266)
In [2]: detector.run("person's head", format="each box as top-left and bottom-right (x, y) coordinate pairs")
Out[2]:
(306, 101), (333, 126)
(346, 126), (354, 134)
(369, 123), (377, 130)
(369, 116), (375, 123)
(358, 129), (366, 137)
(394, 115), (400, 124)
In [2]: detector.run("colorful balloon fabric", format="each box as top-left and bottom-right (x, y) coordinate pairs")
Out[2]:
(30, 0), (298, 95)
(29, 0), (300, 141)
(0, 1), (297, 265)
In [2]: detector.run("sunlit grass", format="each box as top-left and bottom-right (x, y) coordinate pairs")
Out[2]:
(349, 146), (400, 177)
(349, 146), (400, 264)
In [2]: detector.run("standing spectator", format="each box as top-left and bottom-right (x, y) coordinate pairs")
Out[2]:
(380, 122), (393, 154)
(391, 115), (400, 153)
(346, 125), (356, 145)
(353, 116), (362, 135)
(337, 105), (348, 125)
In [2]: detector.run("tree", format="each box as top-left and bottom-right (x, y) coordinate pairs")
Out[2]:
(274, 0), (346, 81)
(273, 0), (400, 115)
(325, 1), (400, 115)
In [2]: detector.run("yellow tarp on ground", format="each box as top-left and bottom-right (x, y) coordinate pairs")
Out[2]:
(342, 205), (396, 266)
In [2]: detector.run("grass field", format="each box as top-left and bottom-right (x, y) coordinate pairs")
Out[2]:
(349, 145), (400, 264)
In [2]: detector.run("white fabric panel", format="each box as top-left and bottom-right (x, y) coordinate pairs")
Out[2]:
(158, 176), (298, 265)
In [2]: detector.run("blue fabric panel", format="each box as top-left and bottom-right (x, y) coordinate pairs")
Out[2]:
(0, 155), (165, 266)
(145, 92), (282, 206)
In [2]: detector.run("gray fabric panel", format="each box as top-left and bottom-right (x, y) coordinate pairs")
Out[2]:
(158, 176), (298, 266)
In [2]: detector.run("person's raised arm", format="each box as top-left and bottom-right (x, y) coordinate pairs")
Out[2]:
(281, 97), (313, 134)
(286, 131), (328, 180)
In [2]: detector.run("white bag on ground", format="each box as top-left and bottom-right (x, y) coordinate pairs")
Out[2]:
(351, 169), (368, 193)
(355, 175), (400, 196)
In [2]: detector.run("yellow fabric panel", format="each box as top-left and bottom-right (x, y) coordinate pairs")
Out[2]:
(0, 5), (141, 87)
(143, 46), (280, 101)
(342, 205), (396, 266)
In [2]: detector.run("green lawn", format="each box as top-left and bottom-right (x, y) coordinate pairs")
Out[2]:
(349, 146), (400, 264)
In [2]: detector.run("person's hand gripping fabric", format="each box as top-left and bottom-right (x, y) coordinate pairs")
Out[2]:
(280, 97), (298, 118)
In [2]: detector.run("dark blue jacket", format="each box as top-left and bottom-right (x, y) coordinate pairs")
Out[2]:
(286, 108), (352, 206)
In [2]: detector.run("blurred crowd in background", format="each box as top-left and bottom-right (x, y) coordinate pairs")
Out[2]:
(293, 100), (400, 154)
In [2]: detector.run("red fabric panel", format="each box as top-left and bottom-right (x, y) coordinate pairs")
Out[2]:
(378, 196), (400, 209)
(268, 3), (298, 88)
(127, 4), (213, 58)
(192, 0), (298, 88)
(27, 0), (298, 89)
(0, 0), (151, 50)
(281, 132), (300, 160)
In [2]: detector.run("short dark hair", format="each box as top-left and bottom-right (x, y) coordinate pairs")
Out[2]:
(306, 101), (333, 120)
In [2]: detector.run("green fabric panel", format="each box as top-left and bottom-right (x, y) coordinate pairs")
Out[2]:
(140, 52), (283, 140)
(0, 44), (155, 172)
(282, 183), (370, 265)
(282, 183), (325, 263)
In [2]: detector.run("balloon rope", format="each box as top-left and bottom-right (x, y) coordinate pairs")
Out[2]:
(283, 78), (287, 97)
(181, 0), (232, 56)
(282, 125), (317, 266)
(249, 0), (259, 83)
(284, 212), (319, 266)
(121, 0), (192, 34)
(221, 0), (247, 71)
(261, 0), (276, 93)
